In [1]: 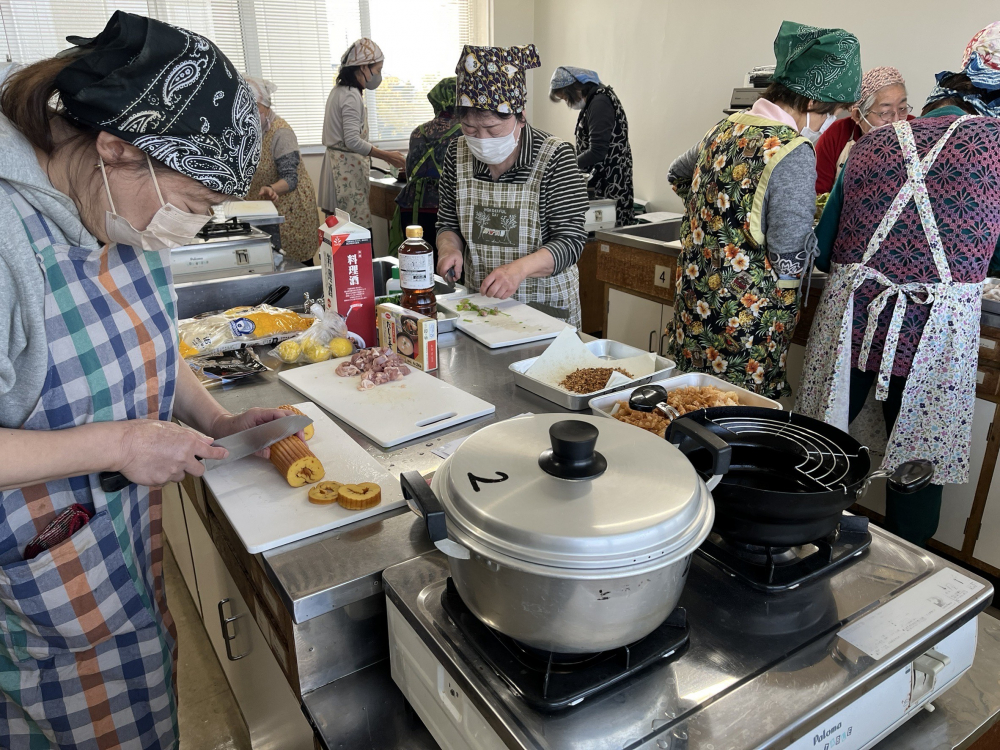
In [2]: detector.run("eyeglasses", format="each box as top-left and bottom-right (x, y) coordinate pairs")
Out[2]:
(867, 104), (914, 123)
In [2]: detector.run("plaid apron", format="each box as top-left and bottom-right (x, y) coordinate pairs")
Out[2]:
(0, 181), (179, 749)
(456, 136), (582, 328)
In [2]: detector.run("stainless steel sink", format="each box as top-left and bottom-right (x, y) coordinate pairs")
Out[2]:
(594, 219), (683, 255)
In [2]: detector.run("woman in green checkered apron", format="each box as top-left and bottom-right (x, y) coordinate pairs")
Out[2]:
(0, 13), (297, 748)
(436, 44), (587, 329)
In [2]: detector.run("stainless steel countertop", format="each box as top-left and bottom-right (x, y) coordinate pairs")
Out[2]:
(210, 331), (577, 623)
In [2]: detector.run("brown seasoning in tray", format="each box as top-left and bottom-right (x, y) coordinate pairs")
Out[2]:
(559, 367), (633, 394)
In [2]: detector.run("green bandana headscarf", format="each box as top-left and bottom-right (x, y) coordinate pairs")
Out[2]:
(427, 76), (457, 115)
(772, 20), (861, 103)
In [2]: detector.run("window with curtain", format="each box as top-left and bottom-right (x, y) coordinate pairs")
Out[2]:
(0, 0), (490, 146)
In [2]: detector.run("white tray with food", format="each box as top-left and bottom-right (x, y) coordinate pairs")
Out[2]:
(509, 331), (675, 410)
(437, 294), (570, 348)
(201, 401), (405, 554)
(588, 373), (782, 437)
(278, 349), (495, 447)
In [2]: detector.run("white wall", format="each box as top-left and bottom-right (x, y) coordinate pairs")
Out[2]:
(527, 0), (999, 213)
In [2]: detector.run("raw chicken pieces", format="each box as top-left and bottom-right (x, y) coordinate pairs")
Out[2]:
(335, 347), (412, 390)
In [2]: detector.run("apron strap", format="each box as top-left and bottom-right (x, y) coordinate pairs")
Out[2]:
(860, 116), (973, 269)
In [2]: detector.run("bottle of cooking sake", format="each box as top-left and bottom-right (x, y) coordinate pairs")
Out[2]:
(398, 225), (437, 317)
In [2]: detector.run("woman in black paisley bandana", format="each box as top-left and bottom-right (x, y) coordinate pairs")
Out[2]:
(0, 12), (295, 748)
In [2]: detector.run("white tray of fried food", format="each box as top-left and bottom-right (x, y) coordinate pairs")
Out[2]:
(588, 372), (781, 437)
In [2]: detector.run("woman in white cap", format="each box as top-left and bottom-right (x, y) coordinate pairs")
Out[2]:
(318, 38), (405, 227)
(245, 76), (319, 263)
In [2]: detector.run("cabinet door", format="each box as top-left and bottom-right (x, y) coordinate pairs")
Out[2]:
(187, 511), (314, 750)
(781, 343), (808, 411)
(974, 434), (1000, 568)
(936, 399), (996, 550)
(163, 482), (199, 613)
(607, 288), (664, 352)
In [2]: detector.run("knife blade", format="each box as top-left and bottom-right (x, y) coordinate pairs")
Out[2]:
(203, 413), (313, 471)
(97, 414), (313, 493)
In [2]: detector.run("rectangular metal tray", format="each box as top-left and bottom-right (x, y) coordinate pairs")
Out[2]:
(589, 372), (782, 424)
(509, 339), (676, 411)
(436, 307), (458, 333)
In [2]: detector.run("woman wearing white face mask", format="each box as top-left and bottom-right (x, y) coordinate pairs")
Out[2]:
(549, 66), (634, 226)
(436, 45), (589, 328)
(0, 12), (299, 747)
(318, 38), (406, 227)
(814, 67), (912, 193)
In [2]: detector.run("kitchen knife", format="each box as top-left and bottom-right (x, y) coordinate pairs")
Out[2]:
(98, 413), (313, 493)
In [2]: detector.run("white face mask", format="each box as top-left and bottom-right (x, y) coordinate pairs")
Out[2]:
(569, 98), (586, 111)
(465, 123), (520, 165)
(800, 113), (836, 144)
(100, 155), (211, 251)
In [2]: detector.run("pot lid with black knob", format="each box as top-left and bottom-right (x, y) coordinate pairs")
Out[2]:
(434, 414), (714, 570)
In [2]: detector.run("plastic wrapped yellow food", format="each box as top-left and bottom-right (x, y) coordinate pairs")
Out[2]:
(178, 305), (313, 357)
(276, 339), (302, 363)
(328, 337), (353, 358)
(303, 340), (332, 362)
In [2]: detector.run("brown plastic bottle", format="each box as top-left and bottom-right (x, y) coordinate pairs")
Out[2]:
(398, 225), (437, 317)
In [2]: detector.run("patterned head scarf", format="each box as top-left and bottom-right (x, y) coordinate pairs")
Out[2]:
(56, 11), (261, 197)
(855, 66), (905, 107)
(341, 38), (384, 67)
(771, 20), (861, 103)
(427, 77), (457, 115)
(549, 66), (600, 91)
(963, 21), (1000, 91)
(456, 44), (541, 114)
(925, 22), (1000, 117)
(245, 76), (277, 109)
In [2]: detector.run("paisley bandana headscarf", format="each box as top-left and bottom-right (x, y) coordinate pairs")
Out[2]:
(924, 21), (1000, 118)
(56, 11), (261, 197)
(771, 20), (861, 103)
(427, 77), (457, 115)
(455, 44), (541, 114)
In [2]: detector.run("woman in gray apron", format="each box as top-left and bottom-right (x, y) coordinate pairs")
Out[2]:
(435, 44), (588, 329)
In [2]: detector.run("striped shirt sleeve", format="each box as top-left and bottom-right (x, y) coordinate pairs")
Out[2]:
(435, 140), (461, 238)
(539, 141), (588, 274)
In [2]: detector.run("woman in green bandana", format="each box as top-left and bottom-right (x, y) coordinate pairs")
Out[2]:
(391, 77), (462, 254)
(667, 21), (861, 399)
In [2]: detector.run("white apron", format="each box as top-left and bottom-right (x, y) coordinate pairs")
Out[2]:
(796, 117), (981, 485)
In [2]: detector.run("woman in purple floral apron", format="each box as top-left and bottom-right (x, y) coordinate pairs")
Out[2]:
(0, 13), (294, 748)
(797, 30), (1000, 548)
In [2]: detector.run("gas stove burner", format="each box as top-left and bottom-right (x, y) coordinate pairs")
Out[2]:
(198, 217), (253, 240)
(699, 514), (872, 592)
(440, 578), (688, 711)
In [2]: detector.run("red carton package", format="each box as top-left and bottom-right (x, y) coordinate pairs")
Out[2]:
(318, 210), (377, 348)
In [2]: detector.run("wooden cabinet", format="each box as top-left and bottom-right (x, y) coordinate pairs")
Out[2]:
(974, 466), (1000, 568)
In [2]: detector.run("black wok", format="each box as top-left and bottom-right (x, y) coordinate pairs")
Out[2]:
(667, 407), (933, 546)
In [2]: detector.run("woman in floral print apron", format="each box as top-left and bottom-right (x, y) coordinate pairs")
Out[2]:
(667, 21), (861, 398)
(797, 41), (1000, 547)
(435, 45), (589, 328)
(0, 13), (294, 747)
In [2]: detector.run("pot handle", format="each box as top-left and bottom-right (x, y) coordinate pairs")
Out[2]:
(886, 459), (935, 493)
(400, 471), (447, 543)
(667, 419), (732, 490)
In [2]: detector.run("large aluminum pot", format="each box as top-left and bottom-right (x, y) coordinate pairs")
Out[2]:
(401, 414), (729, 654)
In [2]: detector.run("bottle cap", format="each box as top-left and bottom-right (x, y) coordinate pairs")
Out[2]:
(392, 266), (400, 279)
(405, 225), (424, 238)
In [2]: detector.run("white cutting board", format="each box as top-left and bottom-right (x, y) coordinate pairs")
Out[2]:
(437, 294), (571, 348)
(202, 402), (405, 554)
(279, 358), (495, 447)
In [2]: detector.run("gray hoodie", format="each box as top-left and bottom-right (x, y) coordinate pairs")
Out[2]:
(0, 67), (100, 428)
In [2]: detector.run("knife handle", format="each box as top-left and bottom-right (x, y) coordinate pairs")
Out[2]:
(99, 472), (132, 493)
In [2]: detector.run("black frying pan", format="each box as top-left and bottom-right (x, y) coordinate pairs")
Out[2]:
(667, 407), (933, 546)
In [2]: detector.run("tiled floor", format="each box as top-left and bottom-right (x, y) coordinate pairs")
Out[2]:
(165, 544), (251, 750)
